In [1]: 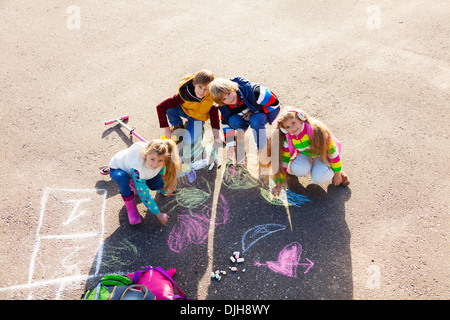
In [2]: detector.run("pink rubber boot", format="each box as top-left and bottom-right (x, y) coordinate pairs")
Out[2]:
(122, 193), (142, 225)
(129, 179), (137, 194)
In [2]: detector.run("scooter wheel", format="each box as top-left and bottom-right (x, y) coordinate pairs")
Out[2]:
(99, 166), (110, 175)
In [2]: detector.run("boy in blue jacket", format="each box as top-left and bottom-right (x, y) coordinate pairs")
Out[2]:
(209, 77), (280, 165)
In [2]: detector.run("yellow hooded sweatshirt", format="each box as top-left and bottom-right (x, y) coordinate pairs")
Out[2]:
(178, 74), (214, 122)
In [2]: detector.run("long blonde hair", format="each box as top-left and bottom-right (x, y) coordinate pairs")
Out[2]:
(142, 139), (181, 192)
(267, 108), (333, 181)
(309, 118), (332, 163)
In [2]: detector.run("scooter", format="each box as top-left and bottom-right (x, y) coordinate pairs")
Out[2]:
(100, 115), (188, 175)
(100, 115), (147, 175)
(104, 115), (147, 142)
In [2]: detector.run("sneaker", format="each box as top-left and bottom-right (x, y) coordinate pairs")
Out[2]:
(191, 158), (208, 170)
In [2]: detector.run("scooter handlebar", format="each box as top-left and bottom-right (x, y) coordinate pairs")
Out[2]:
(104, 115), (129, 125)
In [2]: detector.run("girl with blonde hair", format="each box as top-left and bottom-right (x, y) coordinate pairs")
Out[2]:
(108, 139), (180, 225)
(271, 108), (349, 196)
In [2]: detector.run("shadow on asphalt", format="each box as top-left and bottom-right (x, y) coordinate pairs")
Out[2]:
(86, 165), (352, 300)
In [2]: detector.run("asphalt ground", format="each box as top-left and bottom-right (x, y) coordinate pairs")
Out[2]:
(0, 0), (448, 302)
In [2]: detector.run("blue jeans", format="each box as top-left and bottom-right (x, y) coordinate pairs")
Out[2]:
(166, 105), (204, 145)
(227, 112), (269, 150)
(110, 168), (164, 197)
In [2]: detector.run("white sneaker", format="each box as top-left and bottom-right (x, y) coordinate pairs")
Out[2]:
(190, 158), (208, 170)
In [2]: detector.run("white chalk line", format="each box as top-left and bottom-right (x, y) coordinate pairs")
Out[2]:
(39, 233), (102, 240)
(0, 274), (101, 292)
(0, 187), (109, 298)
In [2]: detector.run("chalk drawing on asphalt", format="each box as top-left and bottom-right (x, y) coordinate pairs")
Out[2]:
(0, 188), (107, 299)
(254, 242), (314, 277)
(167, 178), (211, 210)
(260, 187), (310, 208)
(167, 194), (230, 253)
(241, 224), (287, 254)
(222, 165), (260, 190)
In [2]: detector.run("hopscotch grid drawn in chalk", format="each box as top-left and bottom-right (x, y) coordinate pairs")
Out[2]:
(21, 188), (107, 299)
(3, 176), (312, 298)
(62, 198), (91, 225)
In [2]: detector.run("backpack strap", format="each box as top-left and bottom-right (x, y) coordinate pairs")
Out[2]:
(109, 284), (156, 300)
(131, 266), (150, 283)
(94, 282), (102, 300)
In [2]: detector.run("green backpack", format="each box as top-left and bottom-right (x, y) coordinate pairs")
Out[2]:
(83, 274), (155, 300)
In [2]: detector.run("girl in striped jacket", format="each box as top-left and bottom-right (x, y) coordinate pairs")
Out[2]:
(271, 108), (350, 196)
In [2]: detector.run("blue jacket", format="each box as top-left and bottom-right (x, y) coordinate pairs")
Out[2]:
(220, 76), (280, 125)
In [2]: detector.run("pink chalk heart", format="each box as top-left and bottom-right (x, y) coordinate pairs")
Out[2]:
(266, 242), (303, 278)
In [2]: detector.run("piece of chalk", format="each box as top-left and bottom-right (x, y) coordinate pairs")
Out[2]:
(209, 163), (214, 170)
(230, 256), (236, 263)
(233, 251), (240, 256)
(230, 267), (238, 272)
(237, 258), (244, 263)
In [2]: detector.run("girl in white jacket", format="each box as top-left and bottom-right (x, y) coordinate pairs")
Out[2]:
(109, 139), (180, 225)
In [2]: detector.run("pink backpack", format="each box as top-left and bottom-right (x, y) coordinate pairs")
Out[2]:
(127, 266), (187, 300)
